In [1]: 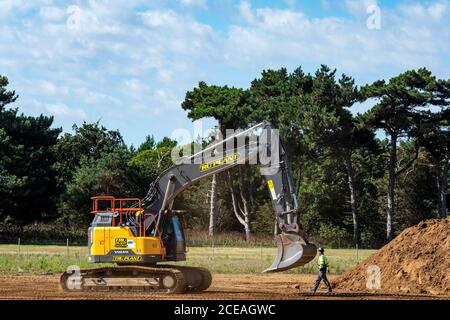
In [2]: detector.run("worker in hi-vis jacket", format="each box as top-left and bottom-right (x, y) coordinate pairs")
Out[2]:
(311, 247), (332, 293)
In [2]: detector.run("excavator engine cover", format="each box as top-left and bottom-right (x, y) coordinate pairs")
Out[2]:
(263, 233), (317, 273)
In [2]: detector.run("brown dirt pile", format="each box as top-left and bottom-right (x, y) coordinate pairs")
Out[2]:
(336, 217), (450, 296)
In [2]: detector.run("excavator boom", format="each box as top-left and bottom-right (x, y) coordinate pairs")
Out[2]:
(142, 121), (316, 272)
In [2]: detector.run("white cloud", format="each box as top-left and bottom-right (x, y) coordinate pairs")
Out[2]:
(140, 10), (177, 28)
(321, 0), (330, 10)
(22, 98), (86, 120)
(398, 2), (448, 22)
(255, 8), (306, 30)
(238, 1), (255, 23)
(138, 9), (215, 56)
(139, 9), (212, 36)
(1, 1), (449, 144)
(40, 6), (65, 22)
(0, 0), (51, 17)
(124, 79), (146, 94)
(225, 1), (450, 80)
(345, 0), (380, 19)
(45, 103), (87, 120)
(428, 2), (448, 21)
(284, 0), (296, 7)
(65, 4), (123, 34)
(153, 89), (181, 111)
(179, 0), (207, 9)
(40, 81), (57, 95)
(157, 69), (173, 82)
(73, 87), (121, 108)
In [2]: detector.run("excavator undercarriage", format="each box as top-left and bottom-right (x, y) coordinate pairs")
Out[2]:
(61, 265), (211, 294)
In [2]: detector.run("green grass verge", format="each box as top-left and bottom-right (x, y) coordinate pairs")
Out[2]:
(0, 245), (376, 275)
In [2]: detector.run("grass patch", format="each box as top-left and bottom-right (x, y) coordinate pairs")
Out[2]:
(166, 247), (375, 274)
(0, 245), (376, 275)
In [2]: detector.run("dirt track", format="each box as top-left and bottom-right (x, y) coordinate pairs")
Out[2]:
(0, 273), (447, 300)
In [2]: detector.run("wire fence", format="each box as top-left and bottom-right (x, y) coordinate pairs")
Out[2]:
(0, 238), (86, 246)
(0, 237), (367, 253)
(0, 237), (276, 248)
(0, 238), (372, 275)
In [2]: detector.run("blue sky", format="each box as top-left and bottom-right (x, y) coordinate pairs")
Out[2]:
(1, 0), (449, 147)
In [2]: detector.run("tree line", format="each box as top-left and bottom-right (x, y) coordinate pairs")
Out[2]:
(0, 67), (448, 247)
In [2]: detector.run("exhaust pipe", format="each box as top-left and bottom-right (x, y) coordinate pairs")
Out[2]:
(263, 233), (317, 273)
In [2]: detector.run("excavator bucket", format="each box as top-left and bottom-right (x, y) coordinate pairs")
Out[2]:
(263, 233), (317, 273)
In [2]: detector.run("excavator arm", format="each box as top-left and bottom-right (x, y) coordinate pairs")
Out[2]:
(141, 121), (316, 272)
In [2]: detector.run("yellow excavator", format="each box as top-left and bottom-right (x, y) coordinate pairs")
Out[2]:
(60, 121), (316, 293)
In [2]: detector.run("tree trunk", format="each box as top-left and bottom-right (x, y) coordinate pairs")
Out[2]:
(209, 124), (224, 237)
(437, 159), (449, 218)
(343, 154), (361, 247)
(227, 171), (252, 241)
(387, 134), (398, 242)
(238, 166), (252, 241)
(244, 214), (251, 241)
(209, 174), (217, 236)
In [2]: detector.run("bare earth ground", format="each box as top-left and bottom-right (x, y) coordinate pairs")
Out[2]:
(0, 273), (448, 300)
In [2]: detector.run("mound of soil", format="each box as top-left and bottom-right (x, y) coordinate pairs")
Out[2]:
(336, 217), (450, 296)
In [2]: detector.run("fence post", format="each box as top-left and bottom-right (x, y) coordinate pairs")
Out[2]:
(66, 238), (69, 255)
(18, 237), (20, 253)
(260, 242), (263, 269)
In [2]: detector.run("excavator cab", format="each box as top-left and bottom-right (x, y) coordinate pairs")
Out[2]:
(87, 197), (189, 265)
(87, 197), (166, 264)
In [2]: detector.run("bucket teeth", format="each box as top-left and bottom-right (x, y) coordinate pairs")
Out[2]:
(263, 233), (317, 273)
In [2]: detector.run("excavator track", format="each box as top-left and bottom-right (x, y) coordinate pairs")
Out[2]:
(167, 265), (213, 293)
(60, 265), (212, 294)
